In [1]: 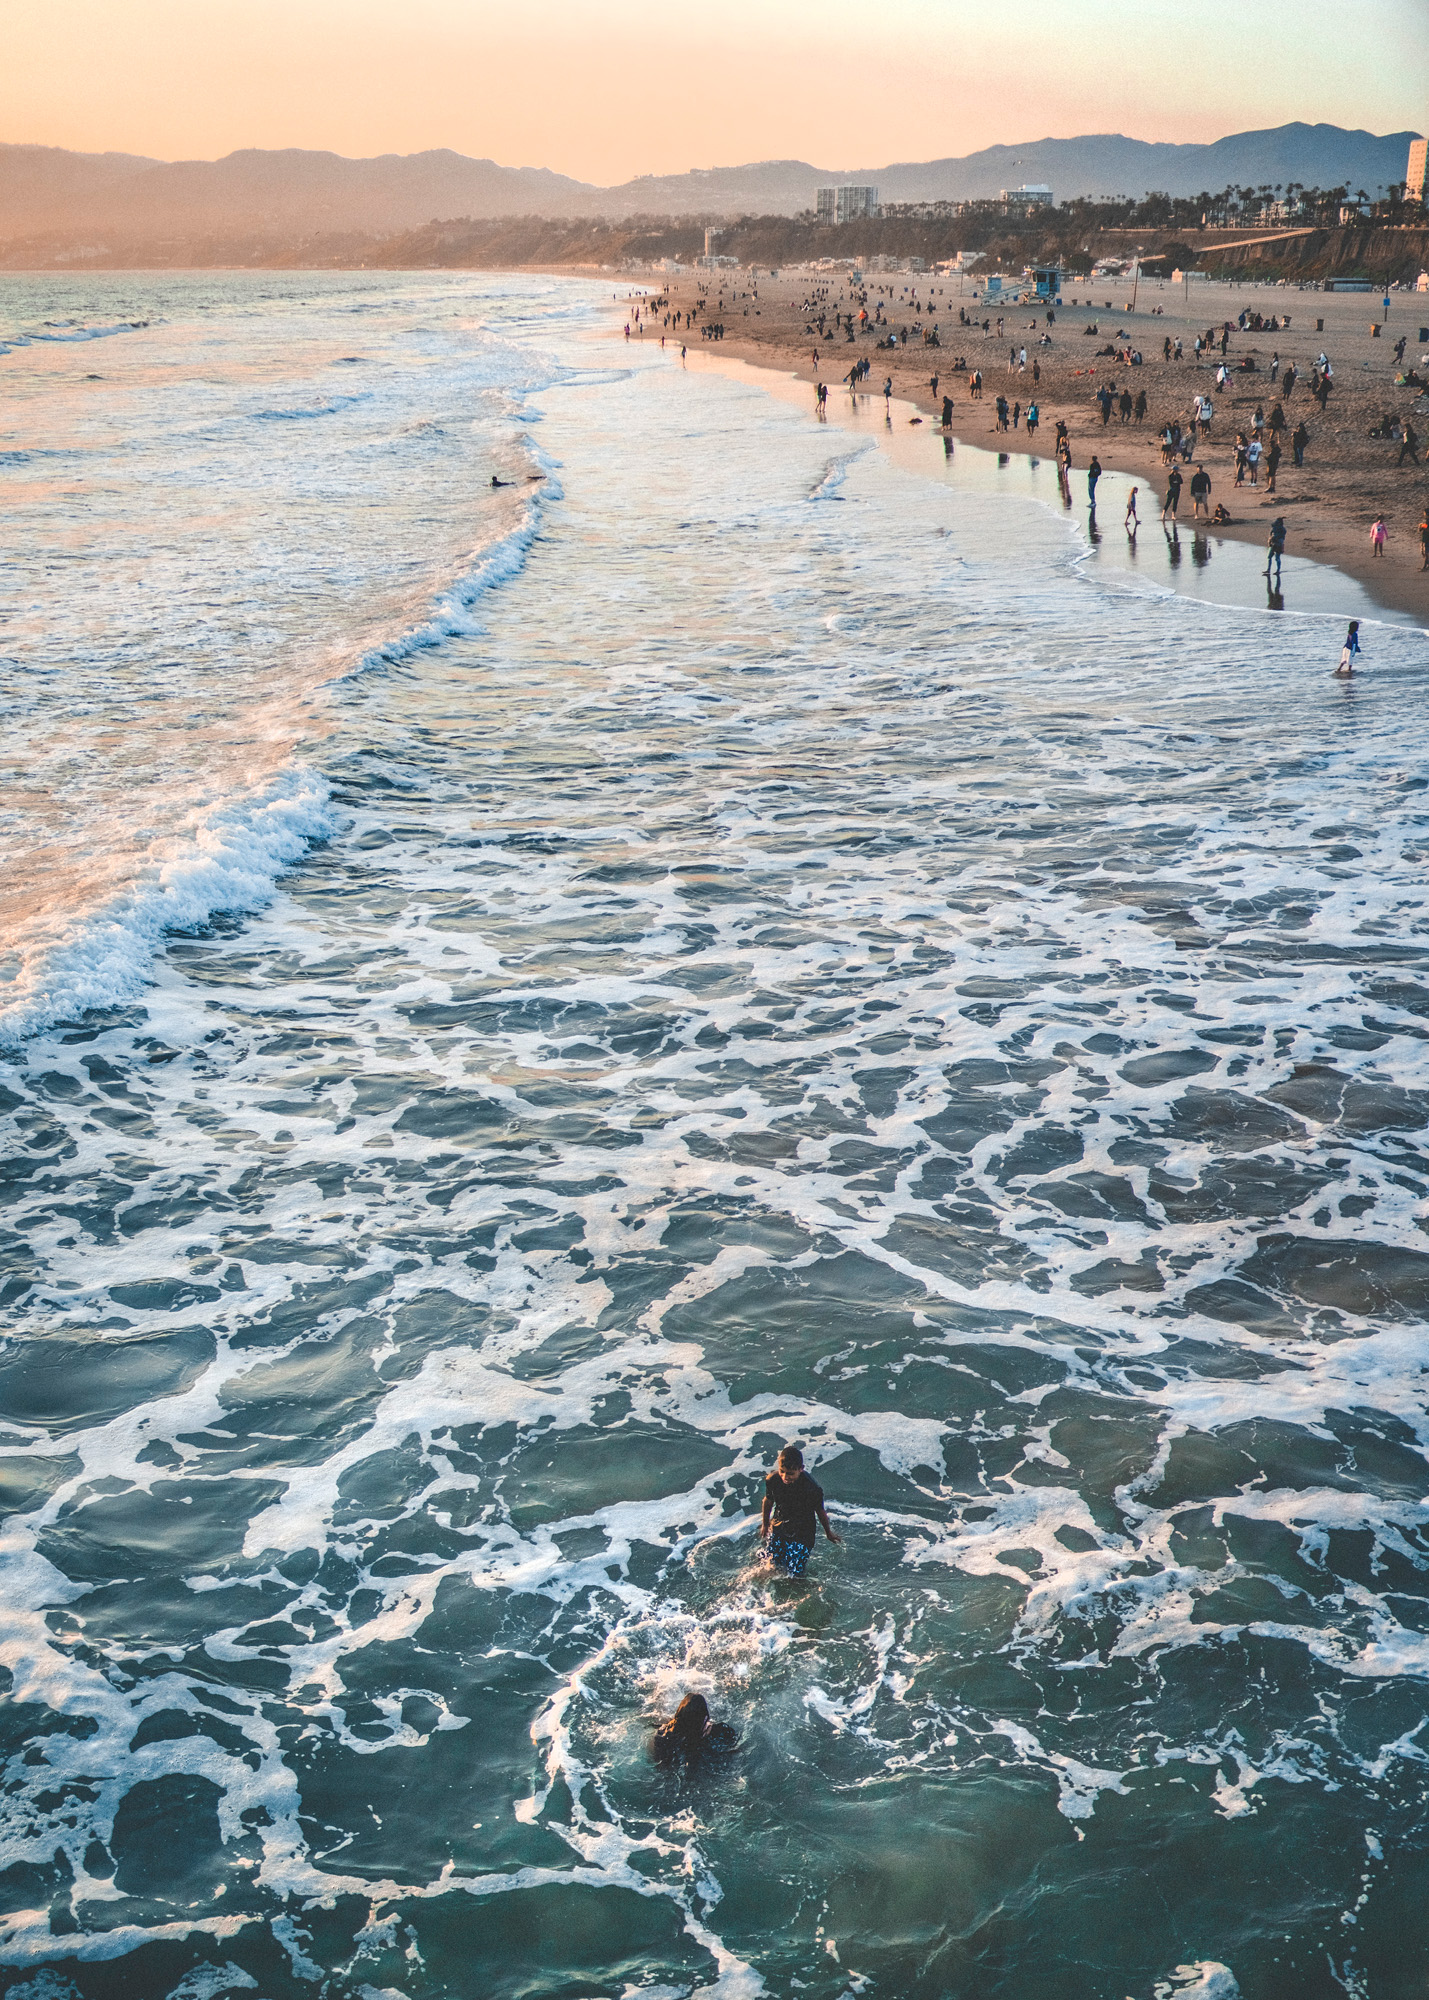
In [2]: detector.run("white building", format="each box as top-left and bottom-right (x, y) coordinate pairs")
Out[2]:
(816, 185), (880, 224)
(1000, 183), (1054, 209)
(1408, 137), (1427, 204)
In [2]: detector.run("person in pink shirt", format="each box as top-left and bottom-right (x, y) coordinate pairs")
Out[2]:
(1370, 515), (1388, 557)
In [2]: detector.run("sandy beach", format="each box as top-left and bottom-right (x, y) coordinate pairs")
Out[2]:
(644, 268), (1429, 621)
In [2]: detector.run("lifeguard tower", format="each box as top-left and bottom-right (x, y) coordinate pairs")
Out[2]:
(1030, 264), (1064, 303)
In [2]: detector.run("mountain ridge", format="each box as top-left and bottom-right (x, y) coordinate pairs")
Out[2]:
(1, 123), (1419, 243)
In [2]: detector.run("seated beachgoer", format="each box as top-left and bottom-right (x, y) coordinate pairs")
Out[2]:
(651, 1693), (738, 1767)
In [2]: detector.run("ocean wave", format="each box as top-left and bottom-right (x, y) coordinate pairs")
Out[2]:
(0, 764), (333, 1050)
(250, 392), (373, 421)
(0, 319), (155, 357)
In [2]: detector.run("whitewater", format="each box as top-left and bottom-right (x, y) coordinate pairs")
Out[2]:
(2, 268), (1429, 2000)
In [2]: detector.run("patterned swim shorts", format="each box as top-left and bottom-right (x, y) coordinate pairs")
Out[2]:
(765, 1534), (813, 1577)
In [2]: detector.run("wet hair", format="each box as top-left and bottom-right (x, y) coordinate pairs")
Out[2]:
(777, 1445), (804, 1471)
(653, 1692), (711, 1760)
(1348, 621), (1360, 633)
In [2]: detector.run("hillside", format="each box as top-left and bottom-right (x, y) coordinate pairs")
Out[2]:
(0, 124), (1419, 261)
(0, 144), (595, 238)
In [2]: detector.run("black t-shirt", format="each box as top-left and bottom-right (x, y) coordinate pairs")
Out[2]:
(765, 1471), (823, 1544)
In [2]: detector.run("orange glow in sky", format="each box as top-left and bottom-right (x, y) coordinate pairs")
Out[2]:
(6, 0), (1425, 182)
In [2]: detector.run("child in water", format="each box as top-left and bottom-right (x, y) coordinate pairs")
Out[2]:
(760, 1445), (840, 1577)
(651, 1693), (738, 1767)
(1335, 621), (1361, 676)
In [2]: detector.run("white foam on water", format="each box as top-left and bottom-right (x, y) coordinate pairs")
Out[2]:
(3, 277), (1429, 1996)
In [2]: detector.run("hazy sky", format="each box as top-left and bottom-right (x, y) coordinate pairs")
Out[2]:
(8, 0), (1426, 182)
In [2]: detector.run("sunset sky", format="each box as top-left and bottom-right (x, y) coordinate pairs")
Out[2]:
(8, 0), (1425, 182)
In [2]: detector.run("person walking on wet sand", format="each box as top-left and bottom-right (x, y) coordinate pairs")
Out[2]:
(1370, 514), (1388, 558)
(1189, 463), (1212, 521)
(1087, 455), (1102, 505)
(1161, 464), (1183, 521)
(1420, 508), (1429, 570)
(760, 1445), (839, 1577)
(1266, 515), (1287, 584)
(1124, 486), (1140, 536)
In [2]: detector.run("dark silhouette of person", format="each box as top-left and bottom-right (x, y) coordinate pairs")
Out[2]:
(651, 1694), (738, 1768)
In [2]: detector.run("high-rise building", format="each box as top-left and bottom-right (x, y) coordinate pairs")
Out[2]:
(816, 185), (880, 224)
(1408, 136), (1427, 204)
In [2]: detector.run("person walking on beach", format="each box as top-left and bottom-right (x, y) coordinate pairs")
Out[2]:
(1161, 464), (1183, 521)
(1370, 514), (1388, 558)
(1398, 420), (1420, 467)
(1190, 463), (1212, 520)
(1292, 420), (1309, 468)
(1336, 621), (1362, 676)
(1265, 437), (1281, 494)
(1420, 508), (1429, 570)
(1025, 400), (1039, 438)
(760, 1445), (839, 1577)
(1087, 455), (1102, 505)
(1266, 515), (1287, 584)
(1125, 486), (1140, 535)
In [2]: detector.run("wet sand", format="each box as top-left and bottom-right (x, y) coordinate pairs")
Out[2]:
(642, 270), (1429, 624)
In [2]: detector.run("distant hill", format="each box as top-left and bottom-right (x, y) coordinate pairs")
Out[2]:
(0, 144), (595, 238)
(0, 124), (1419, 252)
(0, 143), (160, 229)
(602, 125), (1421, 215)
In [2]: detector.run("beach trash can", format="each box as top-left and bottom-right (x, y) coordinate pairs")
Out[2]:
(1316, 317), (1324, 331)
(1371, 322), (1381, 337)
(1420, 326), (1429, 342)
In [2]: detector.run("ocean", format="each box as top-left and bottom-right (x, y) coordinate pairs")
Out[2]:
(2, 269), (1429, 2000)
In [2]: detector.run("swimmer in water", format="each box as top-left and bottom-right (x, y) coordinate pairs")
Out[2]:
(490, 475), (512, 487)
(760, 1444), (839, 1577)
(651, 1693), (738, 1767)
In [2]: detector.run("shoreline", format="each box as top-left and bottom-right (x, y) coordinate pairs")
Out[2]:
(639, 269), (1429, 626)
(672, 340), (1423, 631)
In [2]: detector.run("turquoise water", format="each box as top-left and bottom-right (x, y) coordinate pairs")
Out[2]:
(3, 272), (1429, 2000)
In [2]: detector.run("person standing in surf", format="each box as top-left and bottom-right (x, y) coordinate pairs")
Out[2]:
(760, 1445), (839, 1577)
(1335, 621), (1361, 677)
